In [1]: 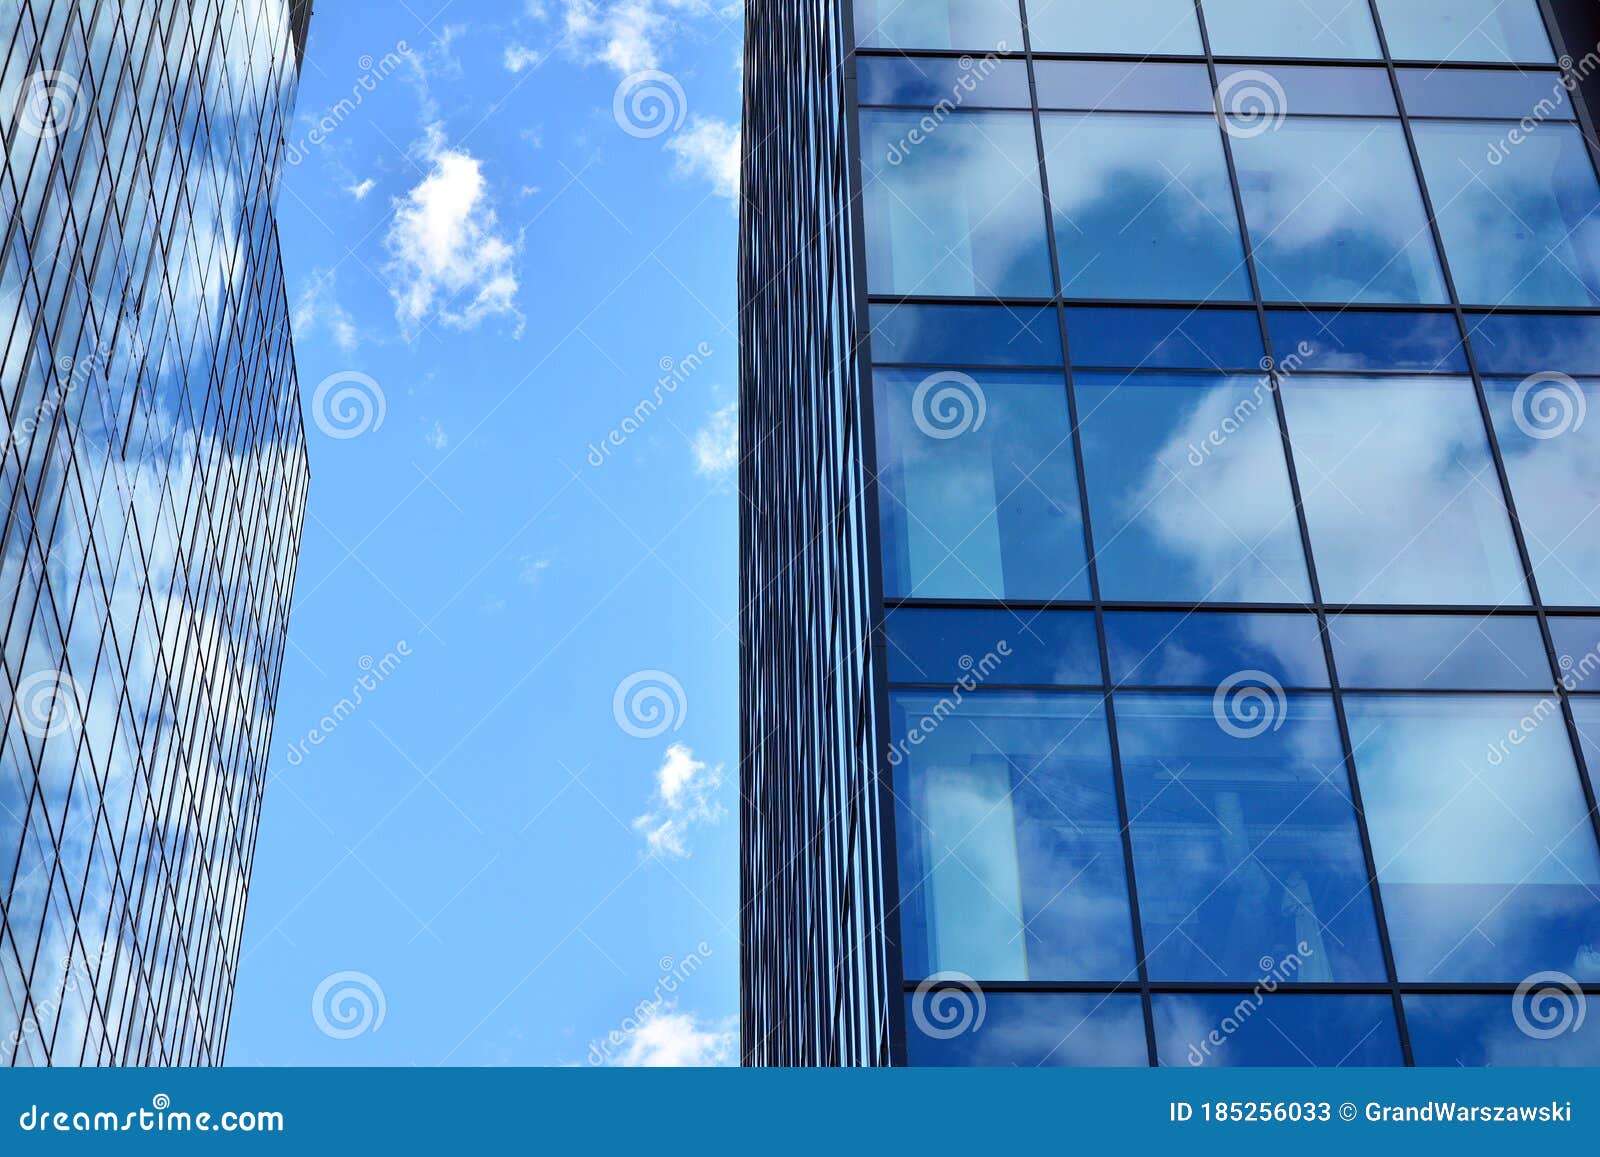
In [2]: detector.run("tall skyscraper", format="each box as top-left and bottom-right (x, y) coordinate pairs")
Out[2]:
(0, 0), (311, 1064)
(741, 0), (1600, 1067)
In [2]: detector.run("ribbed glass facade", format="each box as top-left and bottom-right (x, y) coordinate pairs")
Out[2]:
(743, 0), (1600, 1066)
(0, 0), (310, 1065)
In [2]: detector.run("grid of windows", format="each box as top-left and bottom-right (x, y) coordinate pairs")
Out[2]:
(0, 1), (310, 1065)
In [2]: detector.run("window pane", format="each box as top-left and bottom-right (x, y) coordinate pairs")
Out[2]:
(855, 0), (1022, 50)
(857, 56), (1032, 108)
(1375, 0), (1555, 63)
(1345, 694), (1600, 982)
(891, 692), (1137, 981)
(1267, 309), (1467, 373)
(1413, 122), (1600, 307)
(1155, 994), (1403, 1067)
(1330, 614), (1551, 691)
(1215, 64), (1396, 116)
(1407, 996), (1600, 1067)
(1076, 372), (1312, 604)
(887, 608), (1101, 686)
(1567, 698), (1600, 800)
(875, 369), (1091, 600)
(1231, 119), (1447, 304)
(1204, 0), (1381, 59)
(1034, 61), (1213, 112)
(862, 110), (1054, 297)
(1487, 376), (1600, 606)
(1042, 114), (1251, 301)
(1066, 307), (1263, 370)
(1399, 68), (1574, 120)
(1280, 376), (1528, 606)
(1026, 0), (1202, 54)
(870, 304), (1063, 366)
(907, 993), (1148, 1066)
(1105, 611), (1329, 688)
(1467, 313), (1600, 375)
(1550, 618), (1600, 686)
(1117, 694), (1387, 982)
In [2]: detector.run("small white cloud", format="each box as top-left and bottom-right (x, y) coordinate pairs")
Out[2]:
(346, 178), (377, 201)
(519, 555), (551, 585)
(604, 1008), (736, 1067)
(633, 743), (723, 859)
(666, 116), (740, 203)
(504, 44), (543, 72)
(292, 269), (359, 351)
(691, 403), (737, 479)
(557, 0), (738, 75)
(425, 421), (449, 450)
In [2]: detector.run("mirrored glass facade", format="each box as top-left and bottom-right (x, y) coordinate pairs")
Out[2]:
(0, 0), (311, 1064)
(743, 0), (1600, 1067)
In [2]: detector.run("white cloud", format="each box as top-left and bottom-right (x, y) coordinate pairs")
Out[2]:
(604, 1008), (736, 1067)
(385, 126), (523, 337)
(633, 743), (723, 859)
(691, 402), (737, 479)
(425, 421), (449, 450)
(292, 269), (359, 351)
(504, 44), (543, 72)
(555, 0), (738, 74)
(346, 177), (377, 201)
(667, 116), (740, 202)
(519, 555), (551, 585)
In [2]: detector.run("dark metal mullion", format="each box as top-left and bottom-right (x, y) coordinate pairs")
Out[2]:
(903, 980), (1600, 995)
(868, 291), (1600, 314)
(1367, 0), (1600, 865)
(1017, 0), (1160, 1069)
(1192, 0), (1416, 1067)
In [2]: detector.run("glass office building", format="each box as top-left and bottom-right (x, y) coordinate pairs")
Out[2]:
(0, 1), (311, 1064)
(741, 0), (1600, 1066)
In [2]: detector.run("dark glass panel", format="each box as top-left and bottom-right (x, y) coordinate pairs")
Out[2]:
(870, 304), (1063, 367)
(1105, 611), (1329, 688)
(1065, 307), (1263, 369)
(1155, 994), (1403, 1067)
(1467, 313), (1600, 375)
(857, 56), (1032, 109)
(1266, 309), (1467, 373)
(1215, 64), (1395, 116)
(907, 992), (1148, 1067)
(1034, 61), (1212, 112)
(1407, 996), (1600, 1067)
(1399, 68), (1574, 120)
(1330, 614), (1552, 691)
(1549, 618), (1600, 685)
(887, 608), (1101, 686)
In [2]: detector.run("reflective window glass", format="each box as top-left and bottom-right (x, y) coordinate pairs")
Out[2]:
(1026, 0), (1203, 55)
(1487, 376), (1600, 607)
(1214, 64), (1396, 116)
(887, 608), (1101, 686)
(1413, 122), (1600, 307)
(1066, 308), (1264, 370)
(1105, 611), (1329, 688)
(1203, 0), (1381, 58)
(1117, 694), (1387, 982)
(1076, 372), (1312, 604)
(908, 993), (1148, 1066)
(870, 304), (1063, 366)
(1399, 68), (1573, 120)
(1330, 614), (1552, 691)
(1267, 309), (1467, 373)
(1041, 114), (1251, 301)
(862, 110), (1054, 297)
(1467, 313), (1600, 375)
(1034, 61), (1213, 112)
(875, 369), (1091, 600)
(1155, 994), (1403, 1067)
(1567, 698), (1600, 801)
(1406, 996), (1600, 1067)
(1345, 694), (1600, 982)
(1549, 618), (1600, 686)
(855, 0), (1023, 50)
(1375, 0), (1556, 63)
(891, 692), (1137, 981)
(1231, 119), (1448, 304)
(1280, 376), (1528, 606)
(857, 56), (1032, 108)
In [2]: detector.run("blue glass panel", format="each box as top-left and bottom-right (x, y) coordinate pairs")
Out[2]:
(1413, 122), (1600, 307)
(891, 692), (1137, 981)
(1026, 0), (1203, 54)
(1034, 61), (1213, 112)
(1155, 994), (1403, 1067)
(1486, 376), (1600, 607)
(907, 992), (1148, 1066)
(1567, 698), (1600, 801)
(1330, 614), (1552, 691)
(875, 369), (1092, 600)
(1407, 996), (1600, 1067)
(1215, 65), (1395, 116)
(1266, 309), (1467, 373)
(1468, 313), (1600, 375)
(1280, 376), (1528, 606)
(1117, 693), (1387, 982)
(1231, 119), (1448, 304)
(1399, 68), (1574, 120)
(1203, 0), (1381, 58)
(1076, 372), (1312, 604)
(1345, 694), (1600, 982)
(1549, 618), (1600, 684)
(1065, 307), (1264, 369)
(861, 110), (1054, 297)
(887, 608), (1101, 686)
(1041, 114), (1252, 301)
(870, 304), (1063, 366)
(856, 0), (1022, 50)
(1376, 0), (1556, 63)
(1105, 612), (1329, 688)
(857, 56), (1032, 108)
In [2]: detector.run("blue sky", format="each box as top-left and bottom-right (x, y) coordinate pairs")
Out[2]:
(227, 0), (745, 1066)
